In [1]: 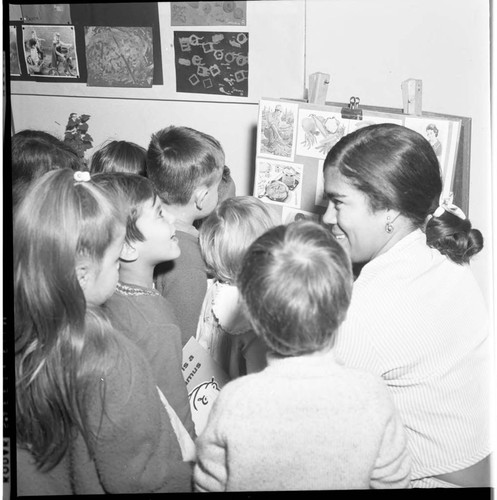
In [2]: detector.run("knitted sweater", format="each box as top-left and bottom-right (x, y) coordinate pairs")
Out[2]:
(105, 282), (195, 438)
(155, 230), (208, 346)
(17, 334), (193, 494)
(194, 351), (411, 491)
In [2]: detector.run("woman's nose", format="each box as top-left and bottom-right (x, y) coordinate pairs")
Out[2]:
(322, 202), (337, 225)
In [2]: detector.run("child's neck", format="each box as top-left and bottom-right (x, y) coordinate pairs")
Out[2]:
(118, 260), (155, 290)
(162, 203), (199, 236)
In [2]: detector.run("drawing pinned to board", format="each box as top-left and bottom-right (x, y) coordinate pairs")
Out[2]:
(85, 27), (154, 88)
(63, 113), (93, 164)
(314, 160), (328, 208)
(171, 1), (247, 26)
(22, 25), (79, 77)
(296, 109), (347, 159)
(174, 31), (248, 97)
(257, 100), (299, 161)
(10, 26), (21, 76)
(255, 159), (303, 209)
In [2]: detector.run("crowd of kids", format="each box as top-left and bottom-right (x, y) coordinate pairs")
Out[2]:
(12, 122), (491, 493)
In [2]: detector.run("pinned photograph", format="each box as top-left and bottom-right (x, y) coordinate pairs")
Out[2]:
(296, 109), (348, 159)
(10, 26), (21, 76)
(254, 159), (303, 209)
(257, 100), (299, 161)
(85, 27), (154, 87)
(22, 25), (79, 78)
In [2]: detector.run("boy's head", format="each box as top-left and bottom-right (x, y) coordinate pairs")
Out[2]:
(238, 221), (353, 357)
(146, 126), (224, 218)
(92, 172), (180, 267)
(199, 196), (276, 284)
(90, 139), (147, 176)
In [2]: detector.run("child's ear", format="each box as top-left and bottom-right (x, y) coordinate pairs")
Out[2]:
(193, 185), (209, 211)
(75, 262), (89, 290)
(120, 241), (139, 262)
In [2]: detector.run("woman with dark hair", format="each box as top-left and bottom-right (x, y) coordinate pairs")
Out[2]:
(322, 123), (490, 488)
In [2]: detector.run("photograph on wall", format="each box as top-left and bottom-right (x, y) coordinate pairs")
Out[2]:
(22, 25), (79, 78)
(85, 26), (154, 88)
(171, 1), (246, 26)
(9, 26), (21, 76)
(257, 100), (299, 161)
(20, 4), (72, 25)
(314, 160), (328, 208)
(174, 31), (248, 97)
(282, 206), (321, 225)
(254, 159), (303, 210)
(296, 109), (348, 160)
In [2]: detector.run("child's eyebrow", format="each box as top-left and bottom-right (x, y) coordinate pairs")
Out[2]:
(325, 192), (346, 200)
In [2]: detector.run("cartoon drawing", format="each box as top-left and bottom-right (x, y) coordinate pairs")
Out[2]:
(426, 123), (442, 159)
(299, 112), (345, 157)
(259, 104), (296, 158)
(188, 377), (221, 433)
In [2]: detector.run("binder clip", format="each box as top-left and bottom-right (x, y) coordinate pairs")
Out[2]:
(341, 96), (363, 120)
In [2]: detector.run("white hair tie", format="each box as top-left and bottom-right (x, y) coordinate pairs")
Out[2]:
(432, 192), (466, 220)
(74, 171), (91, 182)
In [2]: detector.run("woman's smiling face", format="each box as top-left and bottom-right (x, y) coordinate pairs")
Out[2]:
(322, 167), (391, 264)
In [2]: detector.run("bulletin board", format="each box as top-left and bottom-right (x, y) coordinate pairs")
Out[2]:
(9, 1), (305, 104)
(253, 98), (470, 223)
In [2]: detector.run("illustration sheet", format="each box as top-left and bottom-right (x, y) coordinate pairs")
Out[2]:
(171, 1), (247, 26)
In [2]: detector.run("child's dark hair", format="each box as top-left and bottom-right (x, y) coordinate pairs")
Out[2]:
(146, 125), (224, 205)
(323, 123), (483, 264)
(237, 221), (353, 357)
(12, 129), (83, 208)
(90, 140), (147, 176)
(92, 172), (157, 245)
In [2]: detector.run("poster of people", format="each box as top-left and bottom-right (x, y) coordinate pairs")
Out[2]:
(22, 25), (79, 78)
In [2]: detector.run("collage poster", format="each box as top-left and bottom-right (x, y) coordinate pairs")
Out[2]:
(254, 98), (461, 223)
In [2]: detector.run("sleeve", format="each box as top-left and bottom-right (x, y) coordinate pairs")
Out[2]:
(87, 341), (193, 494)
(193, 387), (235, 492)
(370, 408), (411, 489)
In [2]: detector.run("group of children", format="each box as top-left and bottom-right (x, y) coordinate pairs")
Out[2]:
(13, 124), (411, 493)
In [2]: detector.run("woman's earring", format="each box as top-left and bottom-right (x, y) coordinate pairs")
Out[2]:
(385, 216), (394, 234)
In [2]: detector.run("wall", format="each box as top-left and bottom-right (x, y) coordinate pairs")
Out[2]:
(10, 0), (493, 310)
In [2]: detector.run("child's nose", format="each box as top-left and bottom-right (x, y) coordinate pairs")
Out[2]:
(322, 202), (337, 225)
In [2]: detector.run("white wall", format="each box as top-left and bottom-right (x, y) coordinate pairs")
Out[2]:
(10, 0), (493, 309)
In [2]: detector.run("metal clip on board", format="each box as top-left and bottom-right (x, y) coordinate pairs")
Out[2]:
(341, 96), (363, 120)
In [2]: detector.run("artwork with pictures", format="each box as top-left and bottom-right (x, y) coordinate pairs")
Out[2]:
(174, 31), (248, 97)
(257, 100), (299, 161)
(10, 26), (21, 76)
(254, 159), (303, 210)
(85, 27), (154, 88)
(296, 109), (348, 159)
(171, 1), (246, 26)
(22, 25), (79, 78)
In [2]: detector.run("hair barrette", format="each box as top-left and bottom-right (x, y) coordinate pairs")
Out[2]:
(432, 192), (466, 220)
(74, 171), (91, 182)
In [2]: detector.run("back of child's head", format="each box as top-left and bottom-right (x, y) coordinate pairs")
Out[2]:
(146, 125), (225, 205)
(92, 172), (157, 245)
(237, 221), (353, 357)
(90, 139), (147, 176)
(12, 129), (83, 208)
(14, 168), (126, 470)
(199, 196), (277, 284)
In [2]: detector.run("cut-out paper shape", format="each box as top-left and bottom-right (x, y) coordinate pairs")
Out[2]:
(85, 26), (153, 88)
